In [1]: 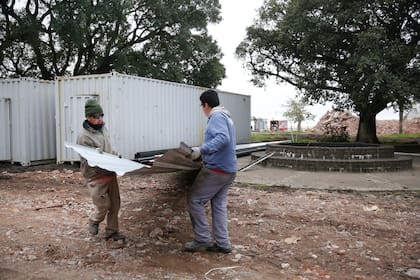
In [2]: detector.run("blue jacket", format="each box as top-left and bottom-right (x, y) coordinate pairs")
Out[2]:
(200, 106), (237, 173)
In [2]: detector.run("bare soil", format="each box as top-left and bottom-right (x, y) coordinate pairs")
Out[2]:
(0, 163), (419, 280)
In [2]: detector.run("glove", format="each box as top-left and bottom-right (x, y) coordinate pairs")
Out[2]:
(117, 152), (122, 159)
(190, 147), (201, 160)
(96, 148), (104, 154)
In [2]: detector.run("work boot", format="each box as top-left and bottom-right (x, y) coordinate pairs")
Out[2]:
(184, 240), (211, 252)
(88, 223), (99, 235)
(207, 243), (232, 254)
(105, 232), (126, 242)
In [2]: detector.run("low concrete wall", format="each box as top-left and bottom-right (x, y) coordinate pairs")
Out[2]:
(267, 143), (394, 160)
(252, 152), (412, 172)
(252, 143), (413, 172)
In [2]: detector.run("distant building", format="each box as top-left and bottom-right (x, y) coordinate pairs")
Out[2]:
(270, 120), (288, 131)
(252, 118), (268, 131)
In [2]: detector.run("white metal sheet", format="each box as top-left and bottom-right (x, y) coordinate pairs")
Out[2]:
(65, 142), (149, 176)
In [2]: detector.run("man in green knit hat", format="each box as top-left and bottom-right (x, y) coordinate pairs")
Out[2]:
(76, 99), (125, 242)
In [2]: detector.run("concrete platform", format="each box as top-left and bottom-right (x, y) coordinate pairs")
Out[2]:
(235, 154), (420, 192)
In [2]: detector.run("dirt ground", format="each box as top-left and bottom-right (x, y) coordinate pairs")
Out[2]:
(0, 161), (419, 280)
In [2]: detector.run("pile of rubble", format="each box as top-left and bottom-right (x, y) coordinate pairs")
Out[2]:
(310, 110), (420, 135)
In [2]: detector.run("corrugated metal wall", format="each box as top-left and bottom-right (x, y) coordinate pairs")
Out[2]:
(57, 72), (251, 162)
(0, 78), (56, 165)
(111, 74), (208, 157)
(0, 98), (11, 160)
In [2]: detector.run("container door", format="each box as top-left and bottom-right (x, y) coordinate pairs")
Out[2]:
(64, 95), (98, 161)
(0, 98), (11, 161)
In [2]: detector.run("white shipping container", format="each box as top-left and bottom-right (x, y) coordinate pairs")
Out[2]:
(0, 78), (56, 165)
(56, 72), (250, 162)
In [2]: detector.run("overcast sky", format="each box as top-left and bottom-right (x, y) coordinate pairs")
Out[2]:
(208, 1), (397, 128)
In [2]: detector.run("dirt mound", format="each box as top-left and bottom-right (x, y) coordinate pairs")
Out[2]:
(310, 110), (420, 135)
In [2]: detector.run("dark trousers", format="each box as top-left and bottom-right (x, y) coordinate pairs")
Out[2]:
(188, 167), (236, 248)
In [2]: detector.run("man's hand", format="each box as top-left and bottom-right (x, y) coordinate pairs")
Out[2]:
(191, 147), (201, 160)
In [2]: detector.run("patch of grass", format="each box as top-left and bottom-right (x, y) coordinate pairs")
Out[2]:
(251, 132), (291, 142)
(379, 134), (420, 145)
(294, 138), (317, 143)
(380, 133), (420, 138)
(251, 131), (319, 142)
(251, 131), (419, 145)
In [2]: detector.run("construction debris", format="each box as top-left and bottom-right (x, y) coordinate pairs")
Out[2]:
(310, 110), (420, 135)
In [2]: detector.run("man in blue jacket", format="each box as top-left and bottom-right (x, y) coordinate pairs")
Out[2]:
(184, 89), (237, 253)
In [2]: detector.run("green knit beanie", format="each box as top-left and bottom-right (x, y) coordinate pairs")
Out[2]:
(85, 99), (103, 116)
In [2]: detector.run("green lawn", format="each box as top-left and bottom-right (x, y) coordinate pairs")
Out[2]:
(251, 131), (420, 144)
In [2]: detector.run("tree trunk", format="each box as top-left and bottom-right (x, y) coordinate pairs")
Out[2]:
(297, 121), (302, 131)
(356, 111), (379, 143)
(399, 103), (404, 134)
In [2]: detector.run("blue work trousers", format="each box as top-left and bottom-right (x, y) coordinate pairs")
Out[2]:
(188, 167), (236, 249)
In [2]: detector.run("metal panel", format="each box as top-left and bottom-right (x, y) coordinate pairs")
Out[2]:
(111, 74), (207, 156)
(0, 98), (11, 160)
(64, 95), (98, 161)
(218, 90), (251, 144)
(0, 78), (56, 165)
(56, 74), (111, 163)
(56, 72), (251, 162)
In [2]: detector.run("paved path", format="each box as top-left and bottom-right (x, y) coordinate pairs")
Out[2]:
(235, 155), (420, 192)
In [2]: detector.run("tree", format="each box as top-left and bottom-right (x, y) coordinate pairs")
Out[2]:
(236, 0), (420, 143)
(0, 0), (225, 88)
(282, 99), (314, 131)
(394, 93), (420, 134)
(394, 97), (412, 134)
